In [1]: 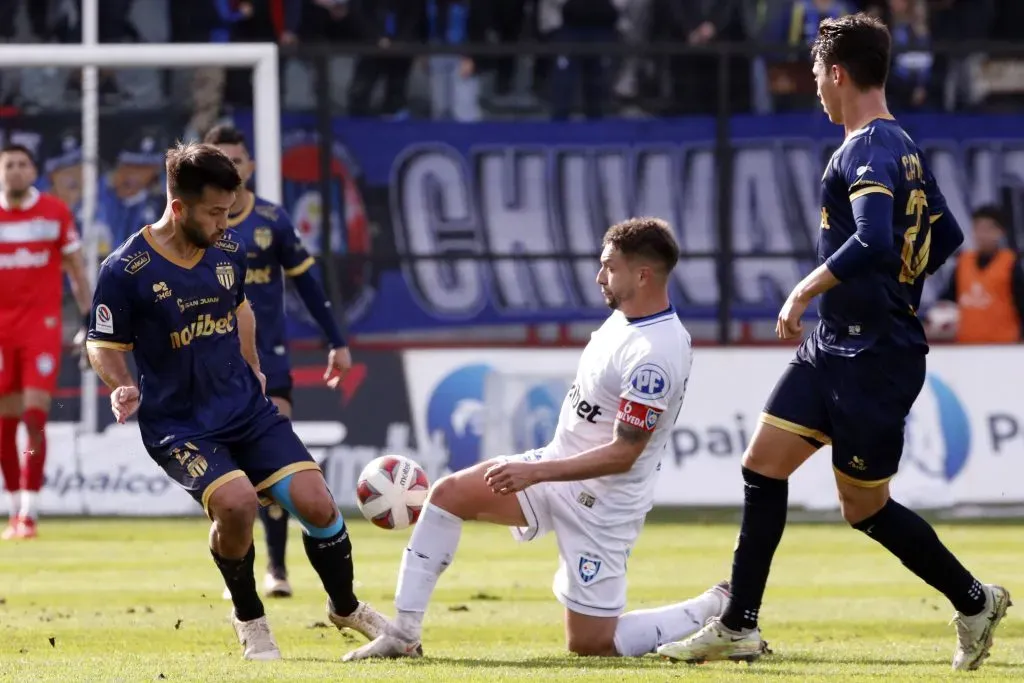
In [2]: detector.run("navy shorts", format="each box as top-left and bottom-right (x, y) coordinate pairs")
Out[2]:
(146, 415), (320, 515)
(762, 340), (926, 486)
(265, 371), (294, 405)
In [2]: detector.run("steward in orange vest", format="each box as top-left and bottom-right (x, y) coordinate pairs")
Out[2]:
(940, 206), (1024, 344)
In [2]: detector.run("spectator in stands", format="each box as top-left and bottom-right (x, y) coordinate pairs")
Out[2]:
(348, 0), (424, 117)
(42, 134), (84, 225)
(886, 0), (933, 110)
(926, 0), (996, 110)
(934, 206), (1024, 344)
(99, 132), (165, 251)
(760, 0), (851, 110)
(649, 0), (752, 115)
(302, 0), (367, 43)
(540, 0), (620, 120)
(426, 0), (486, 121)
(613, 0), (653, 102)
(487, 0), (530, 102)
(773, 0), (852, 47)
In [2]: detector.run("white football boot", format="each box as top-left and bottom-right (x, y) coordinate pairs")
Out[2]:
(328, 600), (390, 641)
(951, 584), (1012, 671)
(263, 571), (293, 598)
(231, 613), (282, 660)
(657, 617), (768, 663)
(341, 632), (423, 662)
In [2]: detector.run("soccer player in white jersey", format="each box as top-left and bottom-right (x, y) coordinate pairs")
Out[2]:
(343, 217), (738, 661)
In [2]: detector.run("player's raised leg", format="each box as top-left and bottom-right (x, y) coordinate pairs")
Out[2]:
(570, 581), (730, 657)
(342, 458), (528, 661)
(659, 363), (823, 663)
(0, 389), (21, 540)
(247, 419), (389, 644)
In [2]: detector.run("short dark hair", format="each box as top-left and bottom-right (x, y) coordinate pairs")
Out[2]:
(0, 143), (36, 167)
(165, 142), (241, 201)
(203, 124), (248, 149)
(602, 217), (680, 274)
(811, 13), (891, 90)
(972, 205), (1007, 230)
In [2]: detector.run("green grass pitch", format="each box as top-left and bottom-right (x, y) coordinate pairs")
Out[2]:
(0, 517), (1021, 682)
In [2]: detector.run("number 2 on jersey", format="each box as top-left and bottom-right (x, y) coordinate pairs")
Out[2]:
(899, 189), (931, 285)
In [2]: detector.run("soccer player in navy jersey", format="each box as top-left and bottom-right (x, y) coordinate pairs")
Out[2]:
(203, 124), (351, 600)
(85, 142), (387, 660)
(658, 14), (1010, 671)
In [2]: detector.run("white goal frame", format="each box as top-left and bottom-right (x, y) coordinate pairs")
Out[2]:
(0, 40), (281, 434)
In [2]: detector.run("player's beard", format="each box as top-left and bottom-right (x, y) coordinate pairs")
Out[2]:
(181, 213), (215, 248)
(602, 287), (624, 310)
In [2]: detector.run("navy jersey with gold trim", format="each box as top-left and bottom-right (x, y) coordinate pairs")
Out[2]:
(227, 194), (314, 382)
(86, 227), (276, 448)
(816, 117), (949, 356)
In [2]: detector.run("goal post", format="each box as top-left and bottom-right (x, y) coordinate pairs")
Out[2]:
(0, 42), (282, 434)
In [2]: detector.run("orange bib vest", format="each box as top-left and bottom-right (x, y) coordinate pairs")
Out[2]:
(955, 249), (1021, 344)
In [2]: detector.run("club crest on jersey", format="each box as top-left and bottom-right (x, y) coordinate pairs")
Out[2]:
(628, 363), (669, 399)
(253, 227), (273, 250)
(216, 262), (235, 290)
(578, 555), (602, 584)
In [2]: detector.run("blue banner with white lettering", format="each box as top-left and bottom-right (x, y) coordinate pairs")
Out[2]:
(236, 113), (1024, 335)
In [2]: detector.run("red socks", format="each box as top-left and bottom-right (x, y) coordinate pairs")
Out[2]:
(19, 408), (47, 492)
(0, 416), (18, 494)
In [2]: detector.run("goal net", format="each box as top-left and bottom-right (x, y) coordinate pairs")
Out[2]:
(480, 371), (574, 458)
(0, 40), (282, 437)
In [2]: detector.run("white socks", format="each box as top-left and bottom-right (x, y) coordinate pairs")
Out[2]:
(7, 491), (18, 519)
(393, 503), (463, 640)
(613, 588), (725, 657)
(20, 491), (37, 520)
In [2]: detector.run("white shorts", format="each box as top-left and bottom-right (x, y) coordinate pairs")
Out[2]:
(505, 451), (644, 618)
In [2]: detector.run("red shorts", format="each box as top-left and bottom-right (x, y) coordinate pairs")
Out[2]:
(0, 332), (62, 395)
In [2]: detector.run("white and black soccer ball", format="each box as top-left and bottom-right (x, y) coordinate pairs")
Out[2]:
(355, 455), (430, 530)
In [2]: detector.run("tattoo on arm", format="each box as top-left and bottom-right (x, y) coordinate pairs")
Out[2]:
(614, 420), (652, 446)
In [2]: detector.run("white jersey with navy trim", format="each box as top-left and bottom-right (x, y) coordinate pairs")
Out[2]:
(547, 306), (692, 522)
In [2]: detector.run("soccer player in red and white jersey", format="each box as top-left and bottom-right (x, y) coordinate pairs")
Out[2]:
(0, 144), (92, 540)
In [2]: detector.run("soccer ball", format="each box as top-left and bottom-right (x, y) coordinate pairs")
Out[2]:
(355, 455), (430, 530)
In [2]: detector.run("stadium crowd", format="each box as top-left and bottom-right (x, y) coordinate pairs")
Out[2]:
(0, 0), (1020, 120)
